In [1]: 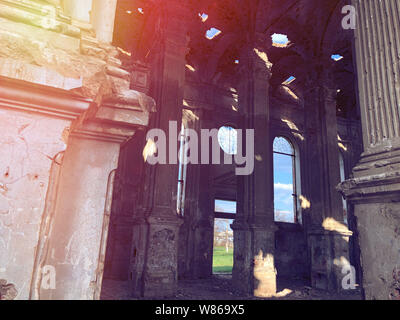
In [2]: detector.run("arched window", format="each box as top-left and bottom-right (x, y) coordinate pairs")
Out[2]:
(339, 152), (348, 225)
(273, 137), (299, 223)
(218, 126), (237, 155)
(177, 124), (188, 216)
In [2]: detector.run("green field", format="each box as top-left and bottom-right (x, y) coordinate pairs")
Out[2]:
(212, 246), (234, 274)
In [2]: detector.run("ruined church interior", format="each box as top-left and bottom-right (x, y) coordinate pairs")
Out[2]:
(0, 0), (399, 301)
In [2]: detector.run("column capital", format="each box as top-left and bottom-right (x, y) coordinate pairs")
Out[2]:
(70, 89), (153, 143)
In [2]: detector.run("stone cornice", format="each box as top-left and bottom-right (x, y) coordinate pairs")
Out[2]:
(338, 170), (400, 203)
(0, 75), (91, 119)
(70, 89), (154, 144)
(0, 0), (143, 104)
(0, 0), (80, 37)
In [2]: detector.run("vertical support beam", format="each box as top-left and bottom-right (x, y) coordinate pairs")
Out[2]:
(339, 0), (400, 300)
(91, 0), (118, 43)
(35, 92), (151, 300)
(191, 110), (214, 279)
(129, 0), (189, 298)
(37, 132), (120, 300)
(63, 0), (93, 22)
(178, 109), (214, 280)
(232, 43), (277, 297)
(63, 0), (118, 43)
(304, 62), (352, 292)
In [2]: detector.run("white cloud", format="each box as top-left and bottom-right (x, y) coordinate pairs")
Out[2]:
(274, 183), (293, 191)
(276, 210), (291, 215)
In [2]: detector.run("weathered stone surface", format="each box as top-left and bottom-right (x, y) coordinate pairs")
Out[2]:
(0, 280), (18, 300)
(351, 203), (400, 299)
(0, 2), (140, 106)
(0, 106), (75, 299)
(0, 0), (389, 302)
(0, 0), (154, 301)
(335, 0), (400, 300)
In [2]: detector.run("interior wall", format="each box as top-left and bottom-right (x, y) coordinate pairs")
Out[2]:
(103, 131), (146, 281)
(269, 95), (309, 281)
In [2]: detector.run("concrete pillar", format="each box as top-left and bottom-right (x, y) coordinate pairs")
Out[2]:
(64, 0), (117, 42)
(180, 109), (214, 279)
(63, 0), (93, 22)
(92, 0), (118, 43)
(339, 0), (400, 300)
(0, 77), (91, 300)
(232, 42), (277, 297)
(103, 131), (147, 281)
(303, 61), (352, 292)
(34, 92), (151, 300)
(128, 0), (189, 298)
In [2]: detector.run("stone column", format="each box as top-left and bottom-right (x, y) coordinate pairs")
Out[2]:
(180, 109), (214, 279)
(304, 61), (352, 292)
(339, 0), (400, 300)
(232, 44), (277, 297)
(35, 92), (152, 300)
(63, 0), (93, 22)
(63, 0), (118, 42)
(128, 0), (189, 297)
(91, 0), (118, 43)
(0, 77), (91, 300)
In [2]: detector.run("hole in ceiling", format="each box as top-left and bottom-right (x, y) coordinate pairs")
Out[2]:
(282, 76), (296, 85)
(206, 28), (222, 40)
(331, 54), (343, 61)
(199, 13), (208, 22)
(272, 33), (289, 47)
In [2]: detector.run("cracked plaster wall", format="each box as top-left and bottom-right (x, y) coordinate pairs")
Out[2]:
(0, 108), (70, 299)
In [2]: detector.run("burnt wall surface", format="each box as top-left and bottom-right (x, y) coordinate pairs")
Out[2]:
(355, 202), (400, 300)
(103, 132), (146, 281)
(275, 223), (309, 280)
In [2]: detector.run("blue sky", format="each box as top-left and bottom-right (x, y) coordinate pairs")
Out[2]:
(215, 199), (236, 214)
(214, 154), (294, 223)
(214, 133), (295, 223)
(331, 54), (343, 61)
(272, 33), (289, 45)
(274, 153), (295, 223)
(206, 27), (221, 39)
(214, 218), (234, 232)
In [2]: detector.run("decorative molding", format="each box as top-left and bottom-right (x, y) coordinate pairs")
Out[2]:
(0, 75), (91, 119)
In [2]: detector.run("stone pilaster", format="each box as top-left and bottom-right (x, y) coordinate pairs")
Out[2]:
(232, 43), (277, 297)
(339, 0), (400, 300)
(35, 91), (152, 300)
(303, 61), (352, 292)
(91, 0), (118, 43)
(0, 0), (153, 300)
(180, 109), (213, 279)
(62, 0), (118, 43)
(128, 0), (189, 298)
(63, 0), (92, 23)
(0, 77), (91, 300)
